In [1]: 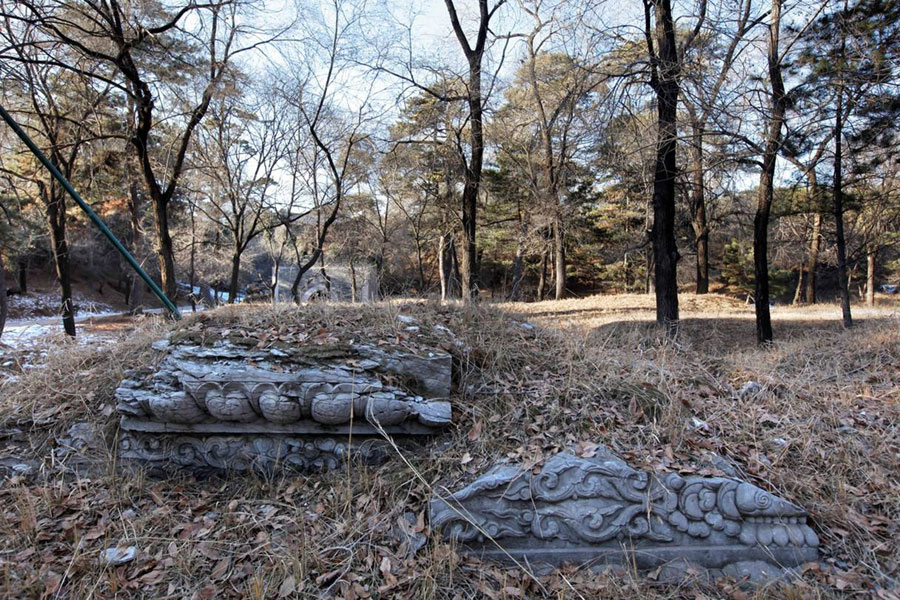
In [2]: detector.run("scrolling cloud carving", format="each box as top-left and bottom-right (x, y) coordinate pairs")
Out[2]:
(430, 448), (818, 575)
(116, 337), (452, 472)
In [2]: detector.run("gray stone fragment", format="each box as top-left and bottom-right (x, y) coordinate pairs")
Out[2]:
(115, 336), (453, 472)
(706, 454), (742, 478)
(392, 512), (427, 558)
(0, 457), (38, 477)
(62, 422), (102, 451)
(103, 546), (137, 566)
(721, 560), (799, 585)
(412, 401), (452, 427)
(430, 447), (818, 580)
(739, 381), (762, 398)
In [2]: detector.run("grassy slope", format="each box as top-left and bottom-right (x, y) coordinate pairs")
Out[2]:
(0, 294), (898, 599)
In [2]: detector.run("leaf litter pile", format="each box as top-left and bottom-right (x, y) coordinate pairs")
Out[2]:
(0, 296), (898, 599)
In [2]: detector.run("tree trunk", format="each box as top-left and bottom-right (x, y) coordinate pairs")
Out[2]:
(444, 0), (493, 303)
(0, 252), (8, 340)
(319, 252), (330, 294)
(349, 259), (358, 302)
(290, 269), (303, 303)
(152, 195), (178, 300)
(833, 78), (852, 328)
(438, 233), (461, 301)
(689, 123), (709, 294)
(128, 178), (144, 309)
(415, 237), (426, 293)
(753, 0), (786, 345)
(189, 204), (197, 312)
(289, 249), (326, 304)
(189, 242), (197, 312)
(47, 190), (76, 337)
(805, 204), (822, 304)
(553, 215), (566, 300)
(450, 236), (461, 298)
(438, 233), (449, 302)
(866, 247), (876, 307)
(537, 247), (549, 301)
(228, 251), (241, 304)
(509, 240), (525, 301)
(793, 266), (804, 305)
(16, 260), (26, 294)
(754, 173), (775, 344)
(650, 0), (680, 334)
(271, 260), (280, 305)
(459, 53), (482, 302)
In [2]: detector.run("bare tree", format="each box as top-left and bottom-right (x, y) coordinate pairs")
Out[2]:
(0, 251), (7, 339)
(497, 0), (608, 300)
(384, 85), (467, 300)
(10, 0), (272, 298)
(643, 0), (705, 332)
(681, 0), (755, 294)
(753, 0), (787, 344)
(442, 0), (507, 301)
(192, 94), (286, 302)
(277, 0), (376, 302)
(0, 15), (113, 336)
(831, 22), (852, 328)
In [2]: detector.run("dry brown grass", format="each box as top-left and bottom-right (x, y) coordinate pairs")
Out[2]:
(1, 294), (898, 599)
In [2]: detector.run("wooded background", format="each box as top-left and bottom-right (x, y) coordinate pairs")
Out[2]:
(1, 0), (898, 342)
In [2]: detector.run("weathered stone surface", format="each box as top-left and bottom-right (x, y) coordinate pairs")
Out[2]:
(115, 336), (452, 472)
(116, 340), (451, 431)
(430, 447), (818, 578)
(119, 431), (386, 472)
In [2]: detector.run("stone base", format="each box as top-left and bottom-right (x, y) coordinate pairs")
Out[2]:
(460, 542), (817, 577)
(118, 431), (390, 473)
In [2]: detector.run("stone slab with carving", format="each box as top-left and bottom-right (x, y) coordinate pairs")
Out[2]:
(430, 447), (818, 579)
(116, 335), (452, 472)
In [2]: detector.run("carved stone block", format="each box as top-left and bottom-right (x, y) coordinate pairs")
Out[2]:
(430, 448), (818, 578)
(115, 336), (452, 472)
(118, 431), (387, 472)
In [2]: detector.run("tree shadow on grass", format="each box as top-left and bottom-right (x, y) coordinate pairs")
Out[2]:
(517, 306), (658, 320)
(589, 316), (899, 354)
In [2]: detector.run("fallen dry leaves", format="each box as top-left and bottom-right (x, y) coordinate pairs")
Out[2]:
(0, 295), (897, 598)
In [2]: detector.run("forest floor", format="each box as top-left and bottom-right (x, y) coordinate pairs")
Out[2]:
(0, 293), (898, 599)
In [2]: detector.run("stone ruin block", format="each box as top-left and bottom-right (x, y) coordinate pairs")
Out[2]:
(115, 337), (452, 472)
(430, 447), (818, 580)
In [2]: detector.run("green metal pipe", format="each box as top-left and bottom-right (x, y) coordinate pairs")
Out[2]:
(0, 103), (181, 320)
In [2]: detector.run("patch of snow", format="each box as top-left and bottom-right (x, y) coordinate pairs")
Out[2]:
(7, 292), (114, 320)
